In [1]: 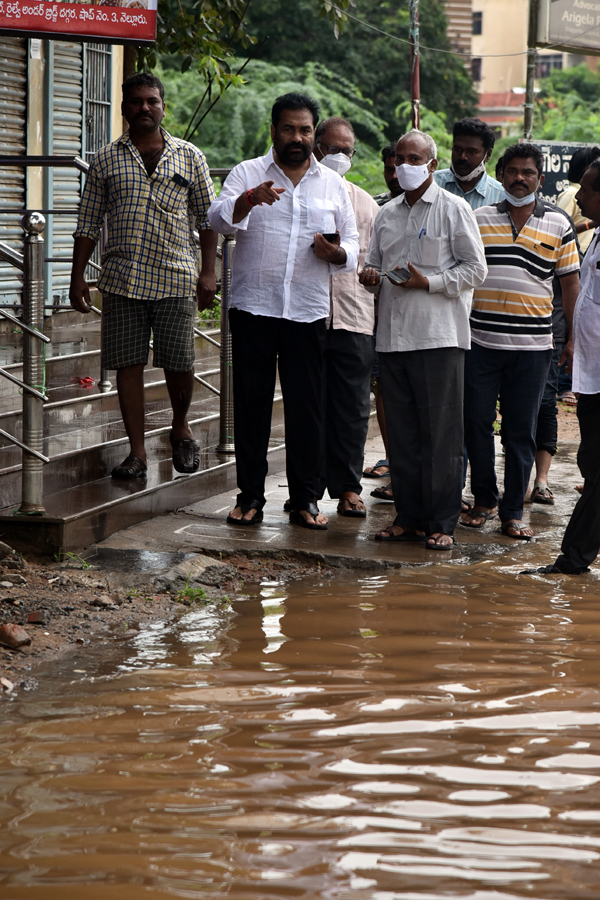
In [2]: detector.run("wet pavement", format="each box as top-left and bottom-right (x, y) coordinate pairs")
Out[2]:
(97, 434), (585, 573)
(2, 433), (600, 897)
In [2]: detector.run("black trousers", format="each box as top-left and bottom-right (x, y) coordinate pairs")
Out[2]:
(379, 347), (464, 536)
(229, 308), (327, 510)
(554, 393), (600, 573)
(318, 327), (374, 499)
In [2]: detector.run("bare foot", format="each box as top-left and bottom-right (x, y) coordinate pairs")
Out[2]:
(575, 484), (583, 495)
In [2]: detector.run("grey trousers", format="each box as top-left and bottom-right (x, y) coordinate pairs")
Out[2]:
(379, 347), (464, 535)
(555, 393), (600, 573)
(319, 327), (374, 499)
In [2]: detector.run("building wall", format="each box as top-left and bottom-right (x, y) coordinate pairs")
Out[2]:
(443, 0), (473, 55)
(471, 0), (527, 93)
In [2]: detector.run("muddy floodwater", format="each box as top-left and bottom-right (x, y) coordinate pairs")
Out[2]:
(2, 560), (600, 899)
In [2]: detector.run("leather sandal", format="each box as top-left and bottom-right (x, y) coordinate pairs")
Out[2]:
(337, 497), (367, 518)
(375, 525), (426, 542)
(531, 483), (554, 505)
(169, 430), (200, 474)
(111, 454), (147, 479)
(227, 499), (264, 526)
(289, 500), (328, 530)
(371, 483), (393, 501)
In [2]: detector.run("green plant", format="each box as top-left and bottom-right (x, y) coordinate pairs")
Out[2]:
(176, 578), (208, 604)
(53, 550), (94, 569)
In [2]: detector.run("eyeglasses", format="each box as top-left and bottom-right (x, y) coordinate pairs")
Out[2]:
(316, 142), (356, 158)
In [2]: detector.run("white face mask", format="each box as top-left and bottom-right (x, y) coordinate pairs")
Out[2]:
(451, 159), (487, 183)
(395, 162), (432, 192)
(506, 188), (538, 207)
(320, 152), (352, 177)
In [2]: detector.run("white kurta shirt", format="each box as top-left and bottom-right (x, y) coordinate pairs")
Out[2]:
(572, 230), (600, 394)
(208, 148), (359, 323)
(365, 181), (487, 353)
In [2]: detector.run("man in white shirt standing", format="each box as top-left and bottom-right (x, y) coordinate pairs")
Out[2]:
(208, 93), (359, 531)
(359, 130), (487, 550)
(313, 116), (380, 517)
(534, 160), (600, 574)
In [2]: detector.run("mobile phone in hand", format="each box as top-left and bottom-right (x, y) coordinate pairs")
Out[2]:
(311, 232), (340, 248)
(385, 267), (411, 285)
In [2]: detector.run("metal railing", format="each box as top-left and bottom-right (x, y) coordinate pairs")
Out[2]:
(0, 157), (236, 515)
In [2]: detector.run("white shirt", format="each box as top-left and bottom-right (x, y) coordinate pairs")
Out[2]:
(208, 148), (359, 323)
(572, 230), (600, 394)
(365, 181), (487, 353)
(329, 179), (379, 334)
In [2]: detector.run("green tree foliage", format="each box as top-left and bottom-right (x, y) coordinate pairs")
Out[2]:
(241, 0), (478, 139)
(140, 0), (353, 89)
(161, 60), (392, 193)
(535, 63), (600, 142)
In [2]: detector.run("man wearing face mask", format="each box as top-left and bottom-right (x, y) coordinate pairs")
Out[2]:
(208, 94), (359, 531)
(358, 130), (487, 550)
(312, 117), (379, 517)
(434, 117), (504, 211)
(462, 143), (580, 540)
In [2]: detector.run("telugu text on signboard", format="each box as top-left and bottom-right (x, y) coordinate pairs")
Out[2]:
(535, 140), (598, 205)
(0, 0), (157, 45)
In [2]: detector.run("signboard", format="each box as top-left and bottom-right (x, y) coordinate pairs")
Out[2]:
(534, 140), (599, 204)
(538, 0), (600, 55)
(0, 0), (157, 44)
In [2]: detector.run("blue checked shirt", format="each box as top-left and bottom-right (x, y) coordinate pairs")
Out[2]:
(433, 168), (504, 210)
(74, 129), (216, 301)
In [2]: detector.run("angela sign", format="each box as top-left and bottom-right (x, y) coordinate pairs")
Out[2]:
(0, 0), (157, 44)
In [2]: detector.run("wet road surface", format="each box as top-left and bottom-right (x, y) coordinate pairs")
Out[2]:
(2, 557), (600, 898)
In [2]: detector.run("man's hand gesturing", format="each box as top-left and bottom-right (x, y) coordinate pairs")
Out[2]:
(250, 180), (286, 206)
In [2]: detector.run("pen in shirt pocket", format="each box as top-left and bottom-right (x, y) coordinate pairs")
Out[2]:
(418, 228), (426, 238)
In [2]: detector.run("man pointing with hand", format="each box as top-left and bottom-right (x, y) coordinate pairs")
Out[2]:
(208, 92), (359, 530)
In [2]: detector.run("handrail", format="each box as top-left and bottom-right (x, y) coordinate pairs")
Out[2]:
(0, 155), (90, 173)
(0, 240), (24, 270)
(0, 308), (50, 343)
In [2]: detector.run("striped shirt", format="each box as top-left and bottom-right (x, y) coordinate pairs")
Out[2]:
(74, 129), (216, 301)
(434, 169), (505, 210)
(472, 198), (580, 350)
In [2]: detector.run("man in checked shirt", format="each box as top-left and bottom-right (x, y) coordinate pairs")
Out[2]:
(70, 73), (217, 479)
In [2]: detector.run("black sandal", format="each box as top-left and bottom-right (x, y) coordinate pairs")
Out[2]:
(289, 500), (328, 530)
(226, 499), (264, 526)
(111, 454), (147, 479)
(169, 430), (200, 474)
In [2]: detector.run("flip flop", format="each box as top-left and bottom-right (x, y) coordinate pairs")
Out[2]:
(425, 534), (455, 551)
(501, 521), (533, 541)
(363, 459), (390, 478)
(289, 501), (328, 530)
(558, 391), (577, 407)
(459, 509), (497, 528)
(375, 526), (426, 542)
(226, 499), (264, 526)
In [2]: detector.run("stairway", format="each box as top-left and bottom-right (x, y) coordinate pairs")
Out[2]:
(0, 306), (285, 553)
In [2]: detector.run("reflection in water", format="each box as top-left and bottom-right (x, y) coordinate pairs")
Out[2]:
(2, 564), (600, 897)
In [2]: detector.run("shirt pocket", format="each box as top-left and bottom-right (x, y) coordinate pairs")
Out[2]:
(415, 235), (440, 268)
(307, 198), (337, 233)
(151, 175), (189, 216)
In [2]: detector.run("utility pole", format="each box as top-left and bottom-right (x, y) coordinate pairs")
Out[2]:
(524, 0), (541, 140)
(409, 0), (420, 129)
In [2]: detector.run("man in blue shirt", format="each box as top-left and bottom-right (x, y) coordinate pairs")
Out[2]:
(434, 117), (503, 210)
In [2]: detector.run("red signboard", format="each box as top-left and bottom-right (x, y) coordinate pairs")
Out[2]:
(0, 0), (157, 44)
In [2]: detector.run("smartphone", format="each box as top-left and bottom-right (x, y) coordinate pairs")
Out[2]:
(385, 267), (411, 285)
(311, 232), (339, 248)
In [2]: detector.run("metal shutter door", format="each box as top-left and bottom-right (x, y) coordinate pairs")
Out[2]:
(0, 38), (27, 308)
(50, 42), (83, 303)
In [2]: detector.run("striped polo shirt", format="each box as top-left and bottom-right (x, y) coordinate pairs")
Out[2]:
(472, 198), (579, 350)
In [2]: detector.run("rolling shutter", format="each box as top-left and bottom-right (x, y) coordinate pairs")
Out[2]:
(49, 42), (83, 303)
(0, 38), (27, 308)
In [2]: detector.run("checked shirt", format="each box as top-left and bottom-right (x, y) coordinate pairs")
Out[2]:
(74, 129), (216, 302)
